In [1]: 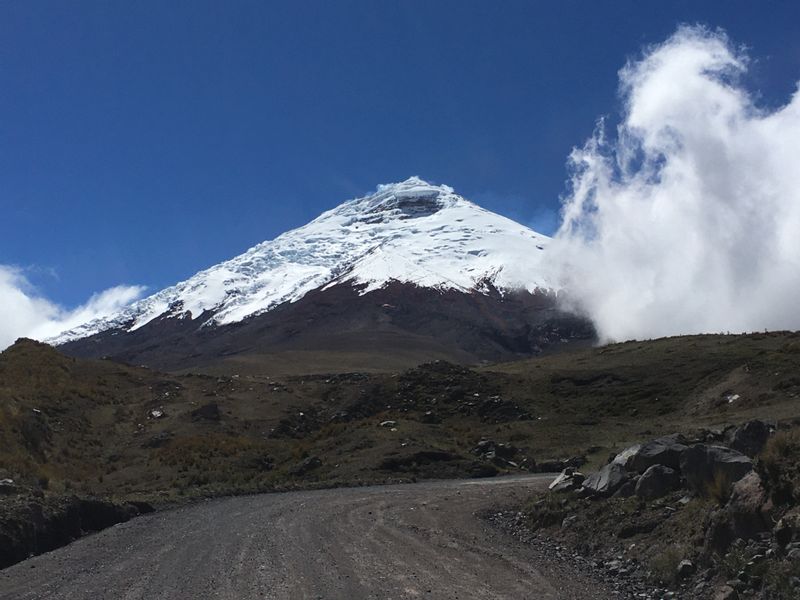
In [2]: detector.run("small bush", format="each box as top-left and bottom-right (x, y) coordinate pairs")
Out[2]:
(762, 559), (800, 598)
(649, 545), (684, 586)
(759, 429), (800, 504)
(721, 544), (749, 579)
(704, 471), (733, 506)
(526, 493), (568, 528)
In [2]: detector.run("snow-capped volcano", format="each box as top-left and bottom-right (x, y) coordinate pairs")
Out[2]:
(53, 177), (555, 345)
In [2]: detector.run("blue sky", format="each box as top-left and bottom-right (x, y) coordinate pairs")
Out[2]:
(2, 0), (799, 307)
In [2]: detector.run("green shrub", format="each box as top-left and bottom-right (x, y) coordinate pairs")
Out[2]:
(704, 471), (733, 506)
(758, 429), (800, 504)
(649, 545), (684, 586)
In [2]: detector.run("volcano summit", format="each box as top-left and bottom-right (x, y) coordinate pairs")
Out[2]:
(55, 178), (593, 371)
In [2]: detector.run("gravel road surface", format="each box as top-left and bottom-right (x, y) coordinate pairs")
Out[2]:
(1, 475), (614, 599)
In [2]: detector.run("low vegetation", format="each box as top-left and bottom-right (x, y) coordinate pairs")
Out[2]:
(1, 330), (800, 571)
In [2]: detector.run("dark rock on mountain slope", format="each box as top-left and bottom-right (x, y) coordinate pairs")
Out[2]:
(59, 281), (595, 372)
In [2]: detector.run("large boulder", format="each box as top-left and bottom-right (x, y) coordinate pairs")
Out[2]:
(616, 435), (688, 474)
(704, 472), (772, 555)
(612, 444), (641, 467)
(728, 420), (772, 457)
(582, 462), (628, 497)
(680, 444), (753, 497)
(635, 465), (680, 499)
(728, 472), (772, 538)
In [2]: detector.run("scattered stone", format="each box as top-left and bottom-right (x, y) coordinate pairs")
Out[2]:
(0, 479), (19, 495)
(714, 584), (739, 600)
(190, 402), (221, 421)
(471, 440), (520, 467)
(635, 465), (680, 499)
(141, 431), (173, 449)
(561, 515), (578, 529)
(288, 456), (322, 476)
(419, 411), (440, 424)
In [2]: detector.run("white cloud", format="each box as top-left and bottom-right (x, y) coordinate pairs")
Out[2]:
(552, 25), (800, 342)
(0, 265), (144, 350)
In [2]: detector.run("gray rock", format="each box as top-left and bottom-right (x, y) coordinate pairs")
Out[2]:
(561, 515), (579, 529)
(617, 435), (688, 474)
(611, 444), (641, 468)
(679, 444), (753, 496)
(728, 472), (771, 537)
(704, 472), (771, 555)
(677, 559), (696, 579)
(713, 584), (739, 600)
(549, 468), (585, 493)
(612, 479), (637, 498)
(635, 465), (680, 499)
(693, 582), (708, 595)
(582, 461), (628, 496)
(0, 479), (19, 495)
(774, 514), (800, 547)
(728, 420), (773, 457)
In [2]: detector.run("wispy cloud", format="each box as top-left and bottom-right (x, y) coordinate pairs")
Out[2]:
(552, 25), (800, 341)
(0, 265), (144, 350)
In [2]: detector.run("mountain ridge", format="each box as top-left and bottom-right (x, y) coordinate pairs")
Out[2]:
(53, 177), (595, 371)
(51, 177), (557, 346)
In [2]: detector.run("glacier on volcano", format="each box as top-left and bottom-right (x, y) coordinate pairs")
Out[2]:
(51, 177), (555, 344)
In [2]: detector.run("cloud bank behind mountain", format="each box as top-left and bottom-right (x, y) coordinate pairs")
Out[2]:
(551, 25), (800, 342)
(0, 265), (144, 349)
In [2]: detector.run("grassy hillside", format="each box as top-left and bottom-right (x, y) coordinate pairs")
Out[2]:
(1, 331), (799, 506)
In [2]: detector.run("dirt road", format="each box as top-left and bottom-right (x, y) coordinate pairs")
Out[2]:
(1, 475), (613, 599)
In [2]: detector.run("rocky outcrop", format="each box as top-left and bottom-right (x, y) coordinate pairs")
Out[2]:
(704, 472), (773, 555)
(680, 444), (753, 497)
(617, 435), (688, 474)
(583, 462), (629, 497)
(534, 422), (800, 598)
(728, 420), (773, 458)
(634, 465), (680, 499)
